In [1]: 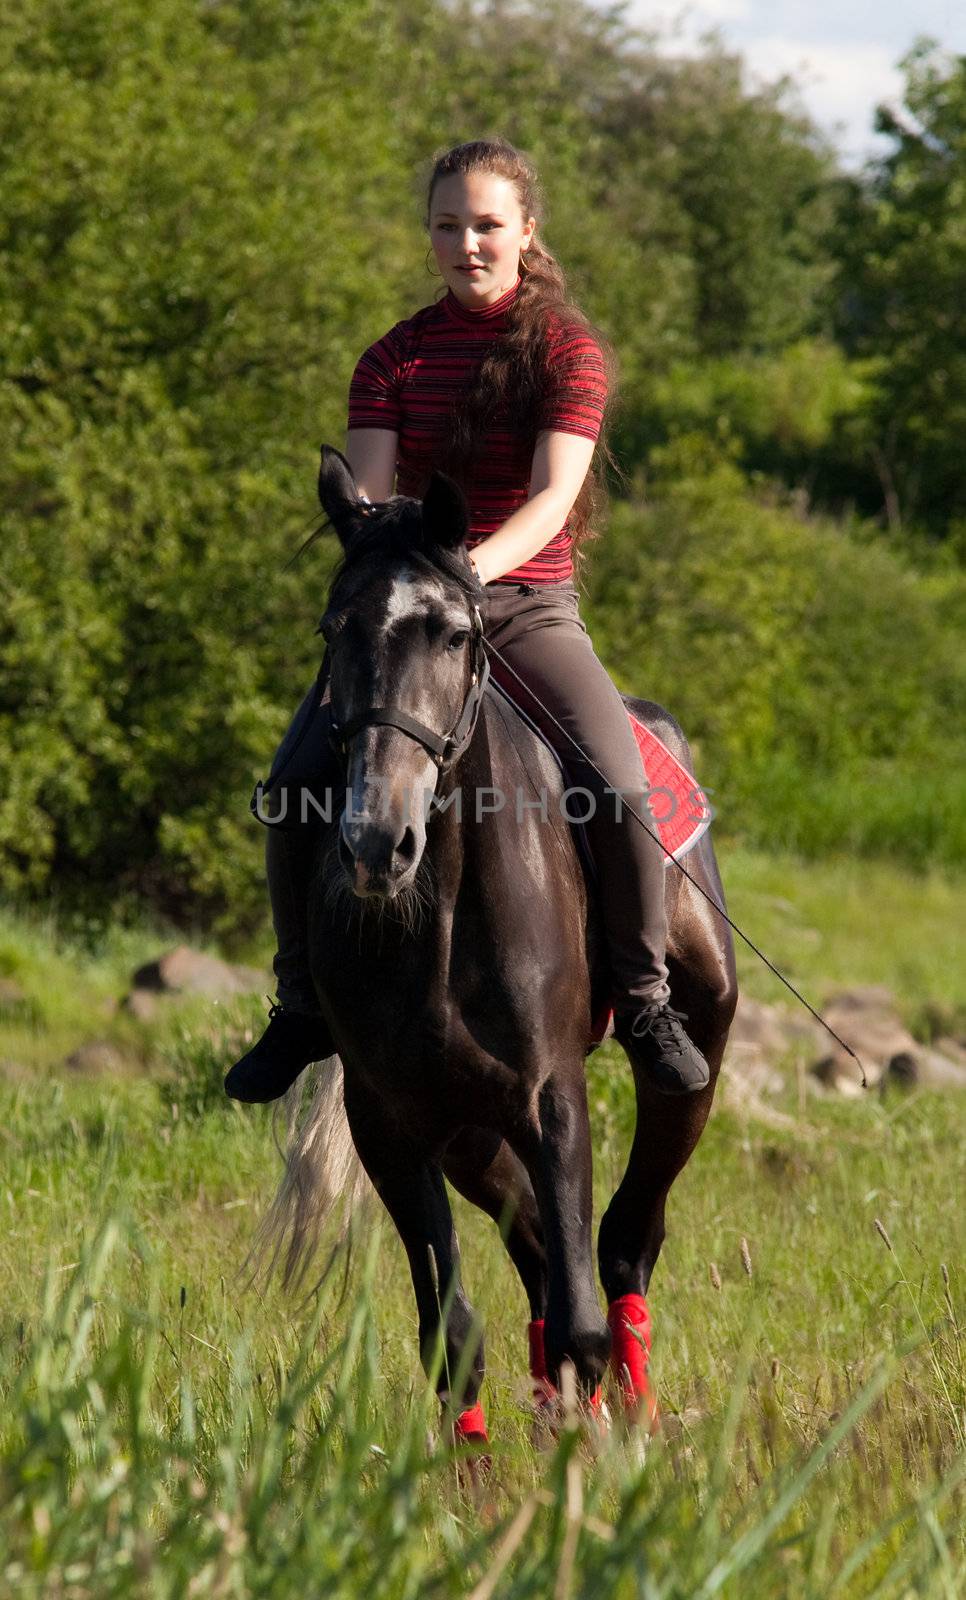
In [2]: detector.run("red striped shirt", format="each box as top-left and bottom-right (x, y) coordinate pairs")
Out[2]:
(346, 274), (607, 584)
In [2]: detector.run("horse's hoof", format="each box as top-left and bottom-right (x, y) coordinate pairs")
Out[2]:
(458, 1451), (492, 1497)
(530, 1392), (561, 1452)
(615, 1382), (660, 1435)
(578, 1392), (612, 1459)
(529, 1379), (609, 1452)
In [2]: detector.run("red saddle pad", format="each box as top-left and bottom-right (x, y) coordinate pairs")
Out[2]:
(589, 709), (711, 1048)
(626, 710), (712, 863)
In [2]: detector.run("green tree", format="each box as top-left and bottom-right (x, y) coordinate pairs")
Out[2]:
(2, 0), (959, 933)
(0, 0), (439, 931)
(829, 39), (966, 541)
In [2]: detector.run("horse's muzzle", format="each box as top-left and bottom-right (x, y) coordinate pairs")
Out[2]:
(338, 813), (419, 897)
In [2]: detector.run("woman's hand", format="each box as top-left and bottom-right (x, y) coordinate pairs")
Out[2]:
(465, 549), (489, 615)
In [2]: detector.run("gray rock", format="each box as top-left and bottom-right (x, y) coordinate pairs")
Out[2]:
(822, 983), (898, 1012)
(813, 987), (966, 1093)
(722, 1044), (787, 1098)
(885, 1046), (966, 1090)
(122, 988), (159, 1023)
(723, 995), (823, 1097)
(126, 945), (266, 1003)
(64, 1039), (128, 1075)
(934, 1036), (966, 1068)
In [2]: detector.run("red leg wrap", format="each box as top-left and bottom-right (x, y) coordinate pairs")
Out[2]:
(607, 1294), (658, 1423)
(453, 1401), (488, 1443)
(528, 1318), (556, 1406)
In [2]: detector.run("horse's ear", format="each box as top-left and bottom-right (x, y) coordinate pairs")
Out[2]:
(421, 470), (469, 552)
(318, 444), (367, 549)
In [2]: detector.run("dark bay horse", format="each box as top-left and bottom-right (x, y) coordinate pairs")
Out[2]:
(255, 445), (737, 1441)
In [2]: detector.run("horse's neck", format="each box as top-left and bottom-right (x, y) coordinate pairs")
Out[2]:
(422, 697), (505, 891)
(428, 701), (498, 878)
(430, 692), (571, 886)
(418, 695), (605, 1010)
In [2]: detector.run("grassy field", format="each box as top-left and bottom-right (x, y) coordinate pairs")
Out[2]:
(0, 844), (964, 1597)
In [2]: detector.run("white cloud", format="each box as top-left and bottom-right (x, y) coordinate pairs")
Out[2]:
(740, 36), (906, 163)
(680, 0), (753, 21)
(640, 1), (754, 38)
(623, 4), (911, 166)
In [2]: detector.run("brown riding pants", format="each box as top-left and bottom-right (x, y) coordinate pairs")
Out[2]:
(259, 577), (671, 1014)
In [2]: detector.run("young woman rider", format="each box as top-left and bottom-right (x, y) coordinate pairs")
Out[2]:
(225, 138), (709, 1102)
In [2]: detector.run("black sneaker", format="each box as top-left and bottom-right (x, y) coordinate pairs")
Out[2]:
(613, 1002), (710, 1095)
(224, 1003), (336, 1104)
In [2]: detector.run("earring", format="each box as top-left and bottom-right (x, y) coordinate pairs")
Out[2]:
(425, 248), (441, 277)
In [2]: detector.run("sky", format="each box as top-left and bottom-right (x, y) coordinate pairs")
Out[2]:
(617, 0), (966, 169)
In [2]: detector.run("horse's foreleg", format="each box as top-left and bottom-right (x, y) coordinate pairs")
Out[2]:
(443, 1127), (553, 1410)
(515, 1072), (610, 1397)
(442, 1127), (546, 1316)
(342, 1089), (485, 1427)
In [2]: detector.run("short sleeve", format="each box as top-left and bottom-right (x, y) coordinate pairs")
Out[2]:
(346, 320), (410, 432)
(536, 326), (608, 442)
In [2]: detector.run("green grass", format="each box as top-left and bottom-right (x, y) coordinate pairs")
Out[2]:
(0, 849), (964, 1595)
(719, 756), (966, 874)
(719, 843), (966, 1028)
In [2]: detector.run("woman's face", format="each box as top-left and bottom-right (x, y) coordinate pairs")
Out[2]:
(428, 171), (535, 308)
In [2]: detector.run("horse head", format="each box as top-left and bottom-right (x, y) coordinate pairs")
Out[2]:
(316, 444), (489, 900)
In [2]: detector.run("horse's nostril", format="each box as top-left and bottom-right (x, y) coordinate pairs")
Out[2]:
(396, 826), (417, 867)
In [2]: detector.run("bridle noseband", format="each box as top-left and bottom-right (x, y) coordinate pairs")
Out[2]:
(327, 602), (490, 776)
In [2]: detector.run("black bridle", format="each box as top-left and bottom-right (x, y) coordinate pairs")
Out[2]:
(327, 602), (491, 775)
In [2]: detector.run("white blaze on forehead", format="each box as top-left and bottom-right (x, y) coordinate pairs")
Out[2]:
(369, 568), (471, 740)
(380, 573), (449, 631)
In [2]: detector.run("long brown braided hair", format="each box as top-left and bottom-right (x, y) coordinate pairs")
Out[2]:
(421, 137), (622, 579)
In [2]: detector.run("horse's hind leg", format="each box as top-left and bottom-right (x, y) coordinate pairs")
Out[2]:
(341, 1086), (487, 1436)
(597, 837), (738, 1409)
(597, 966), (736, 1304)
(596, 1037), (723, 1421)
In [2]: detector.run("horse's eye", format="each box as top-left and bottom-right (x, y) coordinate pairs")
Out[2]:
(318, 611), (345, 644)
(447, 629), (471, 651)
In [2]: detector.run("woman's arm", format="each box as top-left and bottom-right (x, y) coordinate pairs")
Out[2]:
(344, 427), (398, 503)
(467, 430), (596, 584)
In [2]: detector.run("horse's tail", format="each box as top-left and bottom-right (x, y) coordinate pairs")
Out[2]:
(244, 1054), (371, 1298)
